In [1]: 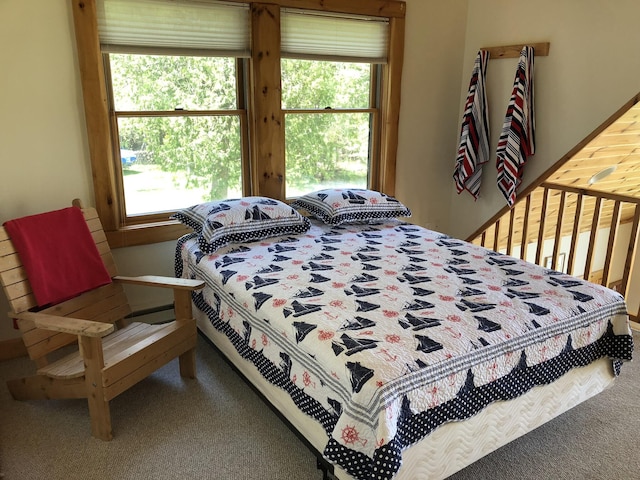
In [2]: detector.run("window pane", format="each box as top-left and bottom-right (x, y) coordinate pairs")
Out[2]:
(110, 54), (237, 111)
(118, 116), (242, 215)
(281, 59), (370, 109)
(285, 113), (369, 197)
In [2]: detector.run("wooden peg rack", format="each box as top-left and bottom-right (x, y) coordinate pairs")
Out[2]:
(481, 42), (550, 59)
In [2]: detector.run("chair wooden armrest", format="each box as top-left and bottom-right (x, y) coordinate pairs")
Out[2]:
(11, 311), (114, 338)
(113, 275), (205, 290)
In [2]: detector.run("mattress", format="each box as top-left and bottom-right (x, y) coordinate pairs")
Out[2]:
(175, 218), (633, 479)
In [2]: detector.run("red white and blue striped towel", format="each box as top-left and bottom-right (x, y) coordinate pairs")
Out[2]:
(496, 46), (536, 207)
(453, 49), (491, 199)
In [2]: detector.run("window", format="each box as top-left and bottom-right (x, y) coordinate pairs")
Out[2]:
(72, 0), (406, 247)
(282, 59), (375, 195)
(280, 9), (389, 196)
(108, 54), (246, 218)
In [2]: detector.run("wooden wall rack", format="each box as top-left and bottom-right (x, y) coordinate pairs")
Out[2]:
(481, 42), (550, 59)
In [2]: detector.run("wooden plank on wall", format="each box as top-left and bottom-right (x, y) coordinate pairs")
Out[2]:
(70, 0), (119, 231)
(482, 42), (550, 59)
(378, 16), (405, 196)
(251, 4), (285, 201)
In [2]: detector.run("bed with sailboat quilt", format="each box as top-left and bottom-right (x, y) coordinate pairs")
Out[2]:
(173, 191), (634, 480)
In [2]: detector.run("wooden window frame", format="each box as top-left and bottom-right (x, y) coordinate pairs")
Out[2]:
(104, 55), (251, 226)
(71, 0), (406, 248)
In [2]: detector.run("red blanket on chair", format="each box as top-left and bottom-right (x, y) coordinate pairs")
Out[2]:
(4, 206), (112, 307)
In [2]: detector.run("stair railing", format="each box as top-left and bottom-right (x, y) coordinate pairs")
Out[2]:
(467, 183), (640, 315)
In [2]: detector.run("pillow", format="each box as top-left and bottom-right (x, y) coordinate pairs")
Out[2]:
(172, 197), (311, 253)
(290, 188), (411, 225)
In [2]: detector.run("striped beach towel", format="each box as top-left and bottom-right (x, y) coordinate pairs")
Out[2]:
(496, 46), (536, 207)
(453, 50), (491, 199)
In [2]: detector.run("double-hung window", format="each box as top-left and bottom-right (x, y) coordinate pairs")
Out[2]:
(72, 0), (406, 247)
(280, 10), (389, 196)
(97, 0), (250, 222)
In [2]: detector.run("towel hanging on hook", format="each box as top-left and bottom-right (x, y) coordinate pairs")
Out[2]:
(496, 45), (536, 207)
(453, 49), (491, 200)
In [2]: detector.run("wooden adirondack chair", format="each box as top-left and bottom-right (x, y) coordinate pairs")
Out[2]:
(0, 200), (204, 440)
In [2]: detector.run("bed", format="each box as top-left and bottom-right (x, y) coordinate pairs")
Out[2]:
(172, 191), (634, 480)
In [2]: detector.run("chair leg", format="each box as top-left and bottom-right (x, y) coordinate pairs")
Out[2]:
(80, 335), (113, 441)
(87, 393), (113, 441)
(174, 290), (198, 379)
(179, 348), (196, 379)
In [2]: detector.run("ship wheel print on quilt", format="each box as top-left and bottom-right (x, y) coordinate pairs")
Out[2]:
(340, 424), (368, 449)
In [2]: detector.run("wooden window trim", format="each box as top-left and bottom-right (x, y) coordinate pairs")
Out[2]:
(71, 0), (406, 248)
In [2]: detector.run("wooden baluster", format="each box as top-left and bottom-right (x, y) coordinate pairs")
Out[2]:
(521, 194), (531, 260)
(602, 200), (621, 287)
(567, 193), (583, 276)
(535, 187), (549, 265)
(551, 190), (566, 271)
(620, 204), (640, 297)
(493, 220), (500, 252)
(584, 197), (602, 281)
(506, 207), (515, 256)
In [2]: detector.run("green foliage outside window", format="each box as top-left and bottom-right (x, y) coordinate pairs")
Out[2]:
(109, 54), (372, 215)
(282, 59), (371, 195)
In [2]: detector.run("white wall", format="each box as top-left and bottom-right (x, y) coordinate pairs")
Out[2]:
(445, 0), (640, 240)
(1, 1), (92, 340)
(396, 0), (468, 233)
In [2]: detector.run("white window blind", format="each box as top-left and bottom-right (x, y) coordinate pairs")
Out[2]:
(96, 0), (250, 57)
(281, 9), (389, 63)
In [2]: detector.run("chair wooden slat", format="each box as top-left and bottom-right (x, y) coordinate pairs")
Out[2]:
(0, 237), (14, 256)
(0, 264), (28, 286)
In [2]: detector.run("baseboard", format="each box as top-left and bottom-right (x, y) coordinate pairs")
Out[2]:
(0, 338), (27, 361)
(630, 321), (640, 333)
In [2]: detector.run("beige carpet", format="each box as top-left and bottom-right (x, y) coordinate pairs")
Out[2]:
(0, 331), (638, 480)
(0, 335), (322, 480)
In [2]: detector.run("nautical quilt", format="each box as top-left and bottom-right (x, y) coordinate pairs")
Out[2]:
(175, 219), (633, 480)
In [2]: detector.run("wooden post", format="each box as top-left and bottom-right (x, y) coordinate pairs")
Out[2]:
(80, 335), (112, 441)
(251, 3), (285, 200)
(378, 16), (405, 196)
(174, 289), (197, 378)
(70, 0), (119, 232)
